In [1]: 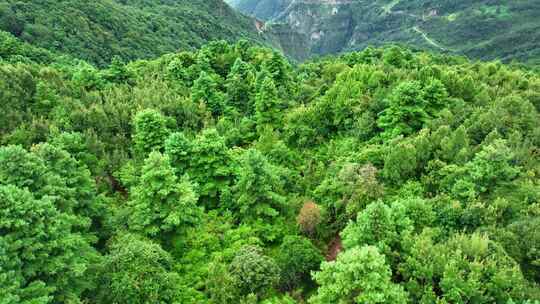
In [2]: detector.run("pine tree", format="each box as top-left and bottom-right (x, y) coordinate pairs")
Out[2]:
(187, 128), (231, 208)
(128, 151), (201, 238)
(254, 70), (281, 129)
(225, 58), (255, 115)
(132, 109), (170, 158)
(192, 71), (225, 116)
(378, 81), (429, 138)
(0, 185), (99, 303)
(230, 149), (286, 222)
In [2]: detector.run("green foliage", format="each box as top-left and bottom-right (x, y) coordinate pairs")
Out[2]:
(275, 235), (323, 290)
(127, 151), (201, 238)
(255, 70), (282, 129)
(96, 233), (182, 304)
(492, 217), (540, 282)
(0, 185), (99, 303)
(229, 245), (280, 298)
(225, 58), (256, 115)
(400, 231), (530, 303)
(382, 142), (418, 184)
(440, 139), (521, 200)
(378, 81), (430, 139)
(192, 71), (225, 116)
(310, 246), (408, 304)
(341, 201), (413, 262)
(0, 0), (269, 66)
(133, 109), (170, 158)
(1, 40), (539, 303)
(229, 149), (287, 227)
(186, 128), (232, 207)
(165, 132), (193, 174)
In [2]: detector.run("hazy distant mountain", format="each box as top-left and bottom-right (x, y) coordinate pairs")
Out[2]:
(229, 0), (540, 65)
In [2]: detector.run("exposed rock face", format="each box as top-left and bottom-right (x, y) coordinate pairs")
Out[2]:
(235, 0), (358, 60)
(273, 0), (356, 58)
(230, 0), (540, 65)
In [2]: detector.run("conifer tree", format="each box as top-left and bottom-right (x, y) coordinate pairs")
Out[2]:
(132, 109), (170, 158)
(254, 70), (281, 129)
(128, 151), (201, 237)
(230, 149), (286, 222)
(0, 185), (99, 303)
(225, 58), (255, 115)
(192, 71), (225, 116)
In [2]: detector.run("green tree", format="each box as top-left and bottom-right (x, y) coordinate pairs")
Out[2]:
(102, 56), (132, 84)
(192, 71), (225, 116)
(493, 217), (540, 282)
(229, 149), (286, 223)
(440, 139), (521, 200)
(0, 185), (99, 303)
(310, 246), (407, 304)
(438, 125), (471, 164)
(382, 142), (418, 184)
(132, 109), (170, 158)
(400, 231), (529, 303)
(341, 201), (413, 262)
(229, 245), (280, 298)
(422, 78), (449, 116)
(96, 234), (182, 304)
(32, 143), (99, 224)
(0, 144), (99, 234)
(0, 65), (35, 135)
(225, 58), (255, 115)
(127, 151), (201, 238)
(378, 81), (429, 138)
(275, 235), (323, 290)
(187, 128), (231, 207)
(255, 70), (282, 129)
(164, 132), (193, 175)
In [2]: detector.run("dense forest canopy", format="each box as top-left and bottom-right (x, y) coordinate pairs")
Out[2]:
(1, 34), (540, 303)
(0, 0), (272, 66)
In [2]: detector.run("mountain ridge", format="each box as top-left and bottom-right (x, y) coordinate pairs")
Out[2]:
(229, 0), (540, 65)
(0, 0), (274, 66)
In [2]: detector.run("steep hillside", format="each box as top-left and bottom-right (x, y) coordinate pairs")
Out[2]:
(227, 0), (293, 20)
(0, 0), (271, 66)
(230, 0), (540, 65)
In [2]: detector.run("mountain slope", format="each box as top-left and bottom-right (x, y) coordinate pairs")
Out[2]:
(0, 0), (270, 66)
(227, 0), (293, 21)
(230, 0), (540, 65)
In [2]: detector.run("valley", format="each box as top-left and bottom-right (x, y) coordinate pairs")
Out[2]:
(230, 0), (540, 65)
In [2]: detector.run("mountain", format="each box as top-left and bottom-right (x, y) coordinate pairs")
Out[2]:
(229, 0), (540, 65)
(226, 0), (293, 21)
(0, 0), (272, 66)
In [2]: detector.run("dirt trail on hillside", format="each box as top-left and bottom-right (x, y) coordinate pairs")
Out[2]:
(326, 235), (343, 261)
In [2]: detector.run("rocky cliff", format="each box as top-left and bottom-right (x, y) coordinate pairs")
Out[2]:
(229, 0), (540, 65)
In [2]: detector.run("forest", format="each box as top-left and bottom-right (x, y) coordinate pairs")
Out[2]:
(0, 0), (269, 66)
(1, 36), (540, 303)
